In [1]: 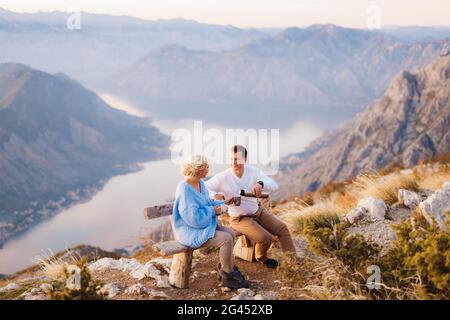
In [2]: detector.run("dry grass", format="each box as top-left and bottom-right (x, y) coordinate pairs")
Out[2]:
(37, 249), (81, 281)
(277, 254), (369, 300)
(417, 165), (450, 191)
(285, 205), (341, 235)
(0, 279), (42, 300)
(353, 171), (419, 205)
(333, 190), (359, 215)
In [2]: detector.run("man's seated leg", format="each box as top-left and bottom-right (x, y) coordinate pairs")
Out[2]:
(256, 205), (296, 254)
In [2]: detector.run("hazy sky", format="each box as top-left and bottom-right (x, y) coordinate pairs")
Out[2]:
(0, 0), (449, 28)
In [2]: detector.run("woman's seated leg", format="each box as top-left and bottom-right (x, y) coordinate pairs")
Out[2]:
(201, 230), (234, 273)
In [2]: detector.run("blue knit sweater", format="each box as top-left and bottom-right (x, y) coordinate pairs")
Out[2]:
(171, 180), (224, 248)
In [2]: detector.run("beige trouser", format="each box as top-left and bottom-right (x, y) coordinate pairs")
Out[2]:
(229, 204), (296, 262)
(200, 224), (236, 273)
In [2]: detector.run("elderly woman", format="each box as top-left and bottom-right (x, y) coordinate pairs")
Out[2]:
(172, 155), (248, 289)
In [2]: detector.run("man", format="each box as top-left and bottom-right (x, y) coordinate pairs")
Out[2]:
(205, 145), (296, 268)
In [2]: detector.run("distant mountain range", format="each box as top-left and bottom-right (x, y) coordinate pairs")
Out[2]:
(0, 7), (270, 85)
(101, 24), (450, 123)
(1, 8), (450, 124)
(274, 53), (450, 199)
(381, 26), (450, 43)
(0, 63), (169, 245)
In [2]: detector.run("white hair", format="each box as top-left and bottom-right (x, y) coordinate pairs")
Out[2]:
(182, 155), (208, 177)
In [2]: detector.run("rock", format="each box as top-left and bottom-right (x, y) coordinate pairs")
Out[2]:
(65, 265), (81, 290)
(389, 202), (402, 210)
(254, 291), (278, 300)
(124, 283), (168, 298)
(419, 186), (450, 230)
(357, 197), (387, 220)
(100, 283), (121, 298)
(88, 257), (142, 273)
(346, 207), (367, 224)
(88, 257), (170, 287)
(231, 288), (255, 300)
(398, 189), (421, 209)
(124, 283), (145, 295)
(39, 283), (53, 293)
(22, 292), (47, 300)
(0, 283), (19, 292)
(442, 181), (450, 190)
(155, 275), (171, 288)
(30, 288), (40, 294)
(141, 262), (171, 288)
(221, 287), (231, 293)
(418, 189), (434, 200)
(149, 257), (172, 274)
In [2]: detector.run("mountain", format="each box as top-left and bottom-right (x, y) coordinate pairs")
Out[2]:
(381, 26), (450, 43)
(274, 53), (450, 199)
(0, 8), (269, 85)
(101, 24), (450, 123)
(0, 63), (169, 245)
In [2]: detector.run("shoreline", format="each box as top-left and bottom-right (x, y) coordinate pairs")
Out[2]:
(0, 162), (147, 251)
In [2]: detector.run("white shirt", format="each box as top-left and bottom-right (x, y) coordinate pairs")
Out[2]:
(204, 165), (278, 217)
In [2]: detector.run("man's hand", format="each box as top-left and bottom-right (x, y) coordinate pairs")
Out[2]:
(225, 197), (234, 205)
(213, 193), (226, 201)
(252, 183), (262, 197)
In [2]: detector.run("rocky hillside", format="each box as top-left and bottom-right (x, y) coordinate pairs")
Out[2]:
(0, 63), (169, 246)
(101, 25), (450, 119)
(275, 53), (450, 200)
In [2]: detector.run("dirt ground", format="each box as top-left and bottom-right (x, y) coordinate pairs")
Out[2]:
(96, 249), (283, 300)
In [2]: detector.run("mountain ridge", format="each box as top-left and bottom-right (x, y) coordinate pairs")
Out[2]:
(101, 25), (450, 122)
(0, 63), (169, 246)
(274, 53), (450, 199)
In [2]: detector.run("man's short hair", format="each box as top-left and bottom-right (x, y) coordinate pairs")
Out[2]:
(231, 145), (248, 159)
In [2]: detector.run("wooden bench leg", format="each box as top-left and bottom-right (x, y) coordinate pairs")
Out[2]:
(169, 251), (193, 289)
(233, 235), (256, 262)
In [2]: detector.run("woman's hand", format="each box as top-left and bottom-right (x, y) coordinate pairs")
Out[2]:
(213, 193), (225, 201)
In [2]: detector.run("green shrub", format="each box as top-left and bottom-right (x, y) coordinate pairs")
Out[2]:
(276, 253), (369, 300)
(378, 211), (450, 299)
(304, 222), (380, 271)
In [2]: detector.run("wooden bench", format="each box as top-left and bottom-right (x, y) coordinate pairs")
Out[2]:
(143, 198), (271, 288)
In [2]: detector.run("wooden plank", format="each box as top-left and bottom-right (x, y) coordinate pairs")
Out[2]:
(143, 203), (174, 219)
(152, 240), (192, 256)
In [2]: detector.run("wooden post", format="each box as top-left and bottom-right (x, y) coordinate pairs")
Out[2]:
(233, 235), (255, 262)
(169, 251), (193, 289)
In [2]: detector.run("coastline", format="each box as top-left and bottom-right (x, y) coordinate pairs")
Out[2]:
(0, 162), (146, 250)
